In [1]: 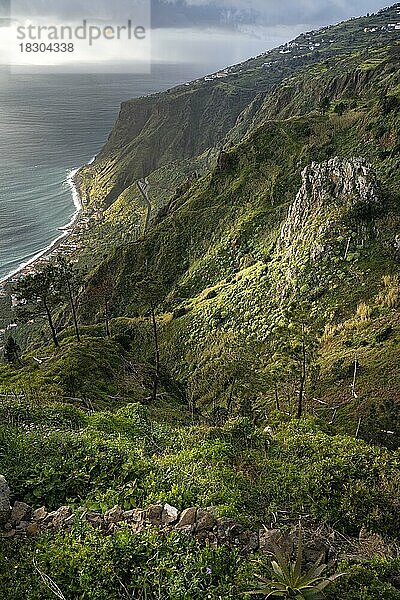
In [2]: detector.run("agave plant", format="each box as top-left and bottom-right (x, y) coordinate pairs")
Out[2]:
(248, 527), (344, 599)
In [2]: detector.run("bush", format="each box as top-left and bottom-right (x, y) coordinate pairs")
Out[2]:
(0, 406), (399, 535)
(0, 527), (247, 600)
(326, 559), (400, 599)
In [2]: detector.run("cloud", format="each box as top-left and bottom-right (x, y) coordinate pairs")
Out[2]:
(151, 0), (393, 28)
(7, 0), (393, 29)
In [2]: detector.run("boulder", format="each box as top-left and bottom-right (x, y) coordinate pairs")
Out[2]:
(84, 512), (103, 528)
(33, 506), (47, 522)
(195, 509), (216, 533)
(259, 528), (294, 555)
(43, 506), (72, 528)
(162, 504), (179, 525)
(11, 501), (32, 525)
(26, 522), (39, 536)
(147, 504), (163, 526)
(0, 476), (11, 525)
(104, 506), (124, 524)
(215, 517), (242, 545)
(123, 509), (145, 524)
(175, 507), (197, 531)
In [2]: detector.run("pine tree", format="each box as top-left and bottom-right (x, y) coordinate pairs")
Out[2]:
(4, 336), (22, 365)
(14, 264), (61, 348)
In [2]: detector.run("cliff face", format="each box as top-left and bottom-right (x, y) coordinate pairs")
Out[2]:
(78, 84), (257, 209)
(273, 158), (381, 298)
(279, 157), (380, 251)
(78, 6), (400, 213)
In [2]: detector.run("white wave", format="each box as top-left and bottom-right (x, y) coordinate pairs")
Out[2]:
(0, 165), (84, 286)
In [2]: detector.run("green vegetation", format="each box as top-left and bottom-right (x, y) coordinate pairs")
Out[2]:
(2, 6), (400, 599)
(249, 528), (344, 598)
(0, 527), (247, 599)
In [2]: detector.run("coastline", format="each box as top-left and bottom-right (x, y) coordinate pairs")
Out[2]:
(0, 166), (84, 290)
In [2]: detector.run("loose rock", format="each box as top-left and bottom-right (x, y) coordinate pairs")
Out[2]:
(0, 476), (11, 525)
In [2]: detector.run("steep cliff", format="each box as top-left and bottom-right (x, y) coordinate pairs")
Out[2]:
(78, 83), (257, 209)
(77, 5), (400, 216)
(71, 35), (400, 445)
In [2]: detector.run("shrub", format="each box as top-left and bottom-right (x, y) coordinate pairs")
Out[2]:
(326, 559), (400, 599)
(0, 527), (247, 600)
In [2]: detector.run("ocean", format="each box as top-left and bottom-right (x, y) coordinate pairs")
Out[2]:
(0, 63), (218, 281)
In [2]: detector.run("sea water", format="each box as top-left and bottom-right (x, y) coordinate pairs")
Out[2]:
(0, 63), (216, 280)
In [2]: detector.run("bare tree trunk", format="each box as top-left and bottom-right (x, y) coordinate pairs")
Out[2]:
(227, 378), (235, 416)
(274, 383), (280, 411)
(297, 323), (306, 419)
(351, 358), (358, 398)
(151, 303), (160, 403)
(355, 416), (362, 438)
(66, 279), (80, 342)
(43, 298), (59, 348)
(105, 299), (111, 338)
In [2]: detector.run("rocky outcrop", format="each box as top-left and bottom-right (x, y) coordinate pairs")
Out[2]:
(279, 157), (380, 251)
(273, 157), (381, 296)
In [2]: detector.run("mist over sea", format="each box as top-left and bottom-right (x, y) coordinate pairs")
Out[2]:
(0, 63), (221, 281)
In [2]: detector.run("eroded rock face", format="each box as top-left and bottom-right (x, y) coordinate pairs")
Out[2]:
(273, 157), (381, 296)
(279, 157), (380, 251)
(0, 476), (11, 525)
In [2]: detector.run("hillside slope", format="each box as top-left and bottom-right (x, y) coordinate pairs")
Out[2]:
(70, 41), (399, 446)
(77, 4), (400, 215)
(2, 8), (400, 600)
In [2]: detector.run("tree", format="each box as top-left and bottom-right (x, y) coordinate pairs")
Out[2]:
(86, 260), (117, 338)
(4, 336), (22, 365)
(55, 256), (81, 343)
(334, 101), (346, 116)
(14, 264), (61, 348)
(270, 306), (319, 419)
(150, 302), (160, 403)
(319, 96), (330, 115)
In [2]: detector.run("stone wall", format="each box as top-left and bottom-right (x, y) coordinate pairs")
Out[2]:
(3, 475), (383, 566)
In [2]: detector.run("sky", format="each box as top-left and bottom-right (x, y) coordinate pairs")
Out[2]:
(1, 0), (394, 27)
(150, 0), (394, 28)
(0, 0), (396, 70)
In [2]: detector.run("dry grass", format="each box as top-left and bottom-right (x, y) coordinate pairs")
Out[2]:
(377, 275), (399, 309)
(321, 275), (399, 345)
(356, 302), (372, 321)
